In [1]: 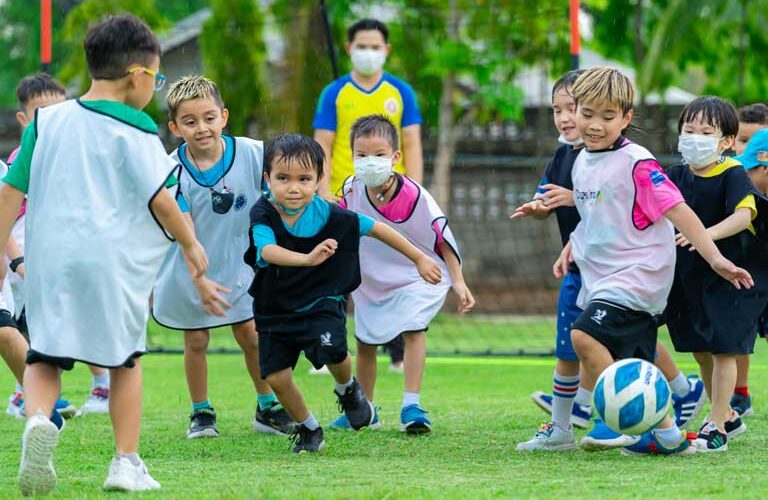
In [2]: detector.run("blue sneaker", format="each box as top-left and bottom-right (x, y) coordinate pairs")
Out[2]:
(730, 392), (753, 417)
(329, 405), (381, 431)
(54, 398), (78, 419)
(580, 419), (640, 451)
(672, 376), (706, 429)
(621, 430), (697, 456)
(530, 391), (593, 429)
(400, 404), (431, 434)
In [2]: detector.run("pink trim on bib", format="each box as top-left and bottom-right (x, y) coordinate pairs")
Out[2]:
(378, 175), (420, 223)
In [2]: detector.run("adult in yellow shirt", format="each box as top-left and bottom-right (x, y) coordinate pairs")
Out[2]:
(313, 19), (424, 199)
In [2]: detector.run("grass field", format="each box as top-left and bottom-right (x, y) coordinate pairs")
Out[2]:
(1, 319), (767, 499)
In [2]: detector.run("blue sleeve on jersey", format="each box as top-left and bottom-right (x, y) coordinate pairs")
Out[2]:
(357, 214), (375, 237)
(176, 192), (190, 213)
(312, 80), (342, 131)
(535, 175), (550, 197)
(387, 75), (422, 127)
(252, 224), (277, 268)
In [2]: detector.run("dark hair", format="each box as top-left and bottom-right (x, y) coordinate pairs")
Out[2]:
(264, 134), (325, 178)
(84, 14), (161, 80)
(738, 103), (768, 125)
(348, 19), (389, 43)
(551, 69), (585, 101)
(350, 114), (399, 151)
(678, 96), (739, 136)
(16, 73), (66, 108)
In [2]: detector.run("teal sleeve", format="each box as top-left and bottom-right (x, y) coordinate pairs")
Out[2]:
(176, 192), (190, 213)
(3, 121), (36, 193)
(252, 224), (277, 268)
(357, 214), (375, 237)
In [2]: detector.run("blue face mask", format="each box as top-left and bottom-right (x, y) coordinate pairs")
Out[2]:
(265, 189), (305, 215)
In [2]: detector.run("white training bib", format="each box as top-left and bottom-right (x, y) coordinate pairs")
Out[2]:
(152, 136), (263, 330)
(24, 100), (176, 366)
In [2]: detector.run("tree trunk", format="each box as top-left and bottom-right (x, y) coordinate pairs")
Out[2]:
(633, 0), (647, 115)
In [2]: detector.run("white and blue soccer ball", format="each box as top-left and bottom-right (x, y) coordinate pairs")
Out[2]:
(593, 358), (671, 435)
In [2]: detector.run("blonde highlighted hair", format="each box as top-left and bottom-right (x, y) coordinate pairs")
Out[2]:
(571, 67), (635, 114)
(165, 75), (224, 120)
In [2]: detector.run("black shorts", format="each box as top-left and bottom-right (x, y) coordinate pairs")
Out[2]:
(0, 309), (18, 330)
(26, 349), (144, 371)
(571, 300), (657, 362)
(257, 300), (349, 378)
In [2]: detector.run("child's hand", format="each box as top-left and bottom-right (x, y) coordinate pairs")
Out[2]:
(675, 232), (694, 250)
(182, 240), (209, 278)
(453, 281), (476, 314)
(553, 242), (573, 279)
(15, 263), (24, 279)
(305, 239), (338, 266)
(417, 255), (442, 284)
(538, 184), (575, 209)
(510, 199), (549, 220)
(710, 256), (754, 290)
(194, 276), (232, 317)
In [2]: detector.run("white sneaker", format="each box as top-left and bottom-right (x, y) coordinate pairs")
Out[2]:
(7, 392), (24, 419)
(388, 363), (404, 374)
(79, 387), (109, 415)
(18, 412), (60, 496)
(308, 365), (331, 375)
(516, 421), (577, 451)
(103, 456), (161, 492)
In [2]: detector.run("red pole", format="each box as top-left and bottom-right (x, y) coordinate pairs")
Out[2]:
(40, 0), (52, 72)
(569, 0), (580, 69)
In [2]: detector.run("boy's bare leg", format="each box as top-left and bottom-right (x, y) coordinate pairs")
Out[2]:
(184, 329), (210, 404)
(22, 362), (60, 417)
(403, 332), (426, 394)
(326, 354), (353, 384)
(231, 320), (271, 395)
(110, 362), (142, 454)
(0, 326), (28, 384)
(570, 330), (613, 391)
(693, 351), (713, 402)
(735, 354), (749, 388)
(265, 368), (309, 422)
(710, 354), (737, 431)
(355, 341), (378, 401)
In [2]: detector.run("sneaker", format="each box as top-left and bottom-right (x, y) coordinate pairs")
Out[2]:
(516, 421), (576, 451)
(580, 419), (640, 451)
(694, 421), (728, 452)
(103, 456), (161, 491)
(7, 391), (24, 419)
(530, 391), (593, 429)
(187, 407), (219, 439)
(329, 405), (382, 431)
(18, 412), (60, 496)
(289, 424), (325, 453)
(400, 404), (432, 434)
(621, 430), (697, 456)
(79, 387), (109, 415)
(54, 398), (77, 419)
(253, 402), (296, 436)
(389, 363), (404, 374)
(335, 378), (374, 431)
(724, 410), (747, 440)
(730, 392), (753, 417)
(672, 376), (706, 429)
(308, 365), (331, 375)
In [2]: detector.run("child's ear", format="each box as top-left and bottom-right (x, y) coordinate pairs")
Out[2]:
(15, 111), (28, 128)
(168, 120), (182, 138)
(392, 150), (402, 165)
(621, 109), (634, 131)
(220, 108), (229, 128)
(720, 135), (736, 152)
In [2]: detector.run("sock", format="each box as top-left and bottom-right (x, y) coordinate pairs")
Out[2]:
(334, 377), (354, 396)
(15, 382), (23, 394)
(257, 392), (277, 410)
(552, 372), (579, 430)
(49, 409), (64, 431)
(669, 372), (690, 397)
(118, 452), (141, 466)
(734, 386), (749, 397)
(301, 413), (319, 431)
(654, 425), (683, 448)
(402, 391), (420, 408)
(574, 387), (593, 408)
(192, 400), (212, 412)
(92, 371), (110, 389)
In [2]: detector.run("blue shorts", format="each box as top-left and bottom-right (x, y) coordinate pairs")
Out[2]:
(555, 272), (582, 361)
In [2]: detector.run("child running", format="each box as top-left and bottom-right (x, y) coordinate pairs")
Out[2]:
(329, 114), (475, 433)
(244, 133), (442, 453)
(557, 67), (752, 456)
(0, 15), (209, 494)
(152, 75), (291, 439)
(665, 96), (765, 452)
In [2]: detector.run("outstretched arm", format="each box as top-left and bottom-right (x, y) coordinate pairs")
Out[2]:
(675, 207), (752, 250)
(150, 189), (208, 278)
(261, 239), (338, 267)
(368, 222), (441, 284)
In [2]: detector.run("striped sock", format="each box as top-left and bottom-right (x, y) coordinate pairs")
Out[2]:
(257, 392), (277, 411)
(192, 400), (212, 412)
(552, 372), (579, 430)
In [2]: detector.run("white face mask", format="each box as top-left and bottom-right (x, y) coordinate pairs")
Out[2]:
(350, 49), (387, 76)
(354, 155), (394, 187)
(558, 134), (584, 147)
(678, 134), (721, 169)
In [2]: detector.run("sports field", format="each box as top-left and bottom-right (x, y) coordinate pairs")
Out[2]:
(1, 319), (767, 499)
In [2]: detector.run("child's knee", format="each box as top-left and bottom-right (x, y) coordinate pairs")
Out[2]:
(265, 368), (291, 389)
(185, 331), (209, 353)
(570, 329), (590, 355)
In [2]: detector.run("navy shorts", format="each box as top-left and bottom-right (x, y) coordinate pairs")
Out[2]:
(572, 300), (657, 362)
(555, 272), (581, 361)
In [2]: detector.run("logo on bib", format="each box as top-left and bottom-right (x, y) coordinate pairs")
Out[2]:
(384, 97), (399, 115)
(234, 194), (247, 212)
(649, 170), (667, 186)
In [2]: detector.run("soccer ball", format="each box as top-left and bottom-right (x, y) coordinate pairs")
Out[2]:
(593, 358), (671, 435)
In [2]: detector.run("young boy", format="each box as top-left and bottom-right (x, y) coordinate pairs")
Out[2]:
(244, 133), (441, 453)
(734, 103), (768, 155)
(5, 73), (111, 419)
(0, 15), (209, 494)
(153, 75), (291, 438)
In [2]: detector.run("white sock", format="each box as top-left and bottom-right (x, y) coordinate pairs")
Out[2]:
(552, 372), (579, 431)
(402, 392), (420, 408)
(15, 382), (23, 394)
(668, 372), (689, 397)
(334, 377), (354, 396)
(654, 425), (683, 448)
(574, 387), (593, 408)
(93, 371), (110, 389)
(301, 413), (320, 431)
(118, 453), (141, 466)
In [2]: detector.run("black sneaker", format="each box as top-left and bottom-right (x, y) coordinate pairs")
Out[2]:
(335, 378), (373, 431)
(253, 402), (296, 436)
(694, 421), (728, 452)
(290, 424), (325, 453)
(187, 407), (219, 439)
(730, 392), (753, 417)
(724, 411), (747, 439)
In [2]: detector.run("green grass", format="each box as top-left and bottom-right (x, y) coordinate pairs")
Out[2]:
(1, 329), (768, 498)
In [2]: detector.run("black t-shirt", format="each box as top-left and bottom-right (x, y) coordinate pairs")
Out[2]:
(540, 144), (582, 248)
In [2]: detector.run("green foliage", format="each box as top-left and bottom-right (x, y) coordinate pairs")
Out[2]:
(200, 0), (266, 135)
(155, 0), (210, 22)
